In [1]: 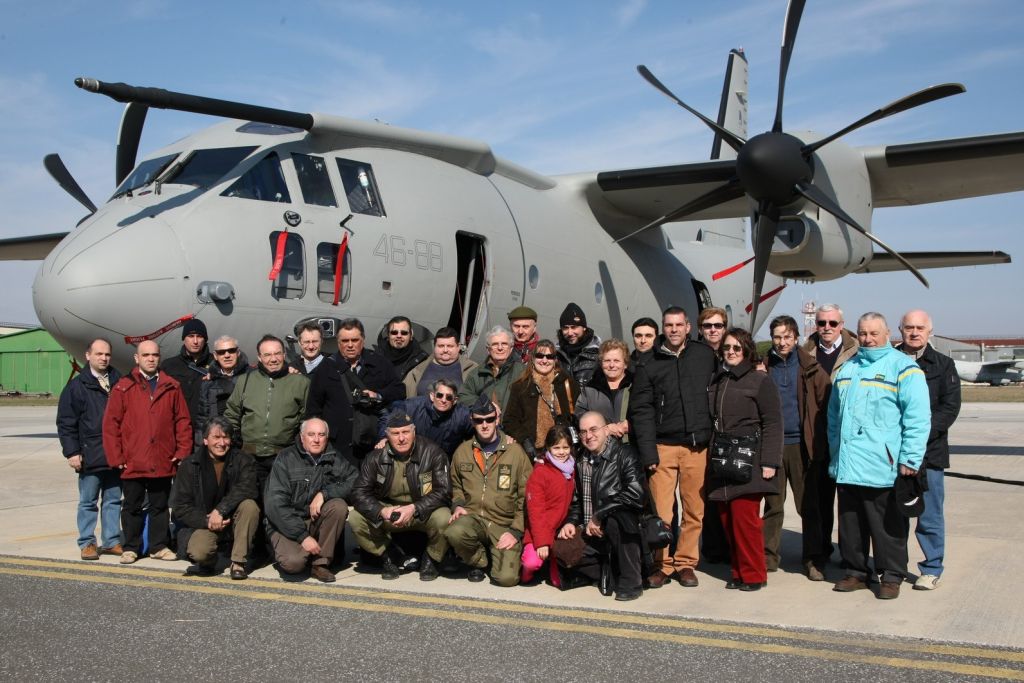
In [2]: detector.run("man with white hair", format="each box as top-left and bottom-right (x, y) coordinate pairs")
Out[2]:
(897, 309), (961, 591)
(828, 312), (930, 600)
(458, 326), (525, 417)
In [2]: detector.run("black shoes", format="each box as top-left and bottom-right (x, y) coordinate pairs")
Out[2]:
(467, 568), (487, 583)
(183, 563), (215, 577)
(230, 563), (247, 580)
(419, 556), (439, 582)
(725, 578), (765, 591)
(381, 554), (401, 580)
(615, 588), (643, 601)
(598, 564), (613, 596)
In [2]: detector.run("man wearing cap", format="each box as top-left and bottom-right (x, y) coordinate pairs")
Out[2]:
(458, 326), (525, 418)
(264, 417), (358, 582)
(508, 306), (540, 365)
(350, 412), (452, 581)
(556, 302), (602, 387)
(404, 326), (478, 398)
(446, 396), (533, 586)
(897, 309), (961, 591)
(828, 312), (930, 600)
(161, 318), (213, 438)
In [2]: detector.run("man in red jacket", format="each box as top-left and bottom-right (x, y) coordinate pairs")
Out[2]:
(103, 340), (193, 564)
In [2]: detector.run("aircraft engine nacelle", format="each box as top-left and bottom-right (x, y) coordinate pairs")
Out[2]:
(766, 135), (875, 282)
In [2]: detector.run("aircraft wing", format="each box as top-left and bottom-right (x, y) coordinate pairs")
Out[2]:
(857, 250), (1011, 273)
(0, 232), (68, 261)
(864, 132), (1024, 207)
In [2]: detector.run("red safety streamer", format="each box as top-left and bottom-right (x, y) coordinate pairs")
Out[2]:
(332, 233), (349, 306)
(124, 314), (195, 344)
(268, 229), (289, 281)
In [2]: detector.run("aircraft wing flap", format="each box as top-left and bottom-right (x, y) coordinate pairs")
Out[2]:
(864, 132), (1024, 208)
(0, 232), (69, 261)
(857, 250), (1011, 273)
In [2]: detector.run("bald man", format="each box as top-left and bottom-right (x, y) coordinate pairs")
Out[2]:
(897, 310), (961, 591)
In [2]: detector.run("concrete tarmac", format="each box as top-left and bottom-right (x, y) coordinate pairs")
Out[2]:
(1, 404), (1022, 672)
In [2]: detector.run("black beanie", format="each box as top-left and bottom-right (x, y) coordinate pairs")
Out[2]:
(182, 318), (208, 340)
(559, 302), (586, 328)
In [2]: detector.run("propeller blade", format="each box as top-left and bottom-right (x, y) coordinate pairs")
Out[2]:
(614, 179), (744, 244)
(803, 83), (965, 155)
(43, 153), (97, 214)
(749, 201), (780, 332)
(794, 180), (929, 287)
(116, 102), (149, 186)
(637, 65), (746, 152)
(772, 0), (807, 133)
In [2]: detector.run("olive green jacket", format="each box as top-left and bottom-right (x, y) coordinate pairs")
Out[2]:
(223, 368), (309, 458)
(450, 432), (532, 539)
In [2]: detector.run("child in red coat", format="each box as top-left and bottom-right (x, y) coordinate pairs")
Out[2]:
(521, 426), (576, 585)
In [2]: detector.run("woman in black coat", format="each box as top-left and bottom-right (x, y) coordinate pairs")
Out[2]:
(707, 328), (782, 591)
(502, 339), (580, 460)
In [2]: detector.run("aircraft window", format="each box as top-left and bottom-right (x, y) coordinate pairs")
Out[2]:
(528, 265), (539, 289)
(269, 231), (305, 300)
(165, 146), (258, 191)
(111, 153), (178, 199)
(336, 158), (385, 217)
(292, 153), (337, 207)
(222, 152), (291, 202)
(316, 241), (351, 304)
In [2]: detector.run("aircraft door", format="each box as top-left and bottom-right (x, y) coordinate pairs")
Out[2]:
(447, 232), (488, 347)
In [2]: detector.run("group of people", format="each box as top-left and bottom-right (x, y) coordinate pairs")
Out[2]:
(57, 300), (959, 601)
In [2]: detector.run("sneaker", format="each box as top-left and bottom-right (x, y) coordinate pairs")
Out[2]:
(419, 556), (439, 582)
(119, 551), (138, 565)
(914, 574), (940, 591)
(310, 565), (336, 583)
(99, 544), (124, 556)
(150, 547), (177, 561)
(80, 543), (99, 561)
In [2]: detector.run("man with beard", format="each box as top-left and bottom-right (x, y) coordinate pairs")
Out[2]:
(556, 303), (601, 387)
(508, 306), (540, 365)
(160, 318), (213, 438)
(375, 316), (429, 381)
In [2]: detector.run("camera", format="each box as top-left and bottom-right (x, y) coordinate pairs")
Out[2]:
(351, 388), (382, 410)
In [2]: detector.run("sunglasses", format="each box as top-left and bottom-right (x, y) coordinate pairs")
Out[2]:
(214, 347), (238, 355)
(472, 416), (497, 425)
(722, 344), (743, 353)
(816, 320), (841, 328)
(389, 329), (410, 336)
(433, 392), (456, 402)
(534, 352), (557, 360)
(701, 322), (725, 330)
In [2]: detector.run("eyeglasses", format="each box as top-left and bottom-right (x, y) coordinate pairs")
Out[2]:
(389, 330), (410, 336)
(433, 392), (456, 402)
(214, 347), (238, 356)
(534, 352), (557, 360)
(701, 322), (725, 330)
(816, 320), (841, 328)
(472, 416), (497, 425)
(722, 344), (743, 353)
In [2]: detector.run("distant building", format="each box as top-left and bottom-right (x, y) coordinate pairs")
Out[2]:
(0, 328), (75, 395)
(931, 335), (1024, 363)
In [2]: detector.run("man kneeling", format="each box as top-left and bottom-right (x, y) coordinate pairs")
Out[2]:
(557, 412), (645, 601)
(445, 396), (532, 586)
(170, 417), (259, 579)
(350, 413), (452, 581)
(265, 418), (358, 582)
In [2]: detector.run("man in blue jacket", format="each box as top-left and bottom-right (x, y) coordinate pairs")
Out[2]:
(57, 338), (122, 560)
(828, 312), (930, 600)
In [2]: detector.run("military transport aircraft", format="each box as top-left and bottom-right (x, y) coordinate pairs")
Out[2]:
(0, 0), (1020, 368)
(955, 359), (1024, 386)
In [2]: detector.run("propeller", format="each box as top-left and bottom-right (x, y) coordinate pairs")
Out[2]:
(116, 102), (149, 187)
(43, 153), (97, 214)
(627, 0), (962, 330)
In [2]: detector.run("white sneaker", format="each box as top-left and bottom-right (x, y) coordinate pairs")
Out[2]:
(913, 574), (940, 590)
(119, 551), (138, 565)
(150, 548), (177, 561)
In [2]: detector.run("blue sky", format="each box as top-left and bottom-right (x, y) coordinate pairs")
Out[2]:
(1, 0), (1022, 336)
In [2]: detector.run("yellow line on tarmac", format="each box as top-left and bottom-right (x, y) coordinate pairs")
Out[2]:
(1, 555), (1020, 665)
(10, 532), (76, 542)
(1, 564), (1022, 681)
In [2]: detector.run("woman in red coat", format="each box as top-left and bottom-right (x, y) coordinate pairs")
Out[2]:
(521, 425), (576, 585)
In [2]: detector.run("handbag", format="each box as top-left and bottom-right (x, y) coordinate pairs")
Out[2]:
(709, 431), (759, 484)
(642, 514), (672, 549)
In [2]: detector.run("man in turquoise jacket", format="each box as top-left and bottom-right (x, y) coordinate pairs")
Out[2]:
(827, 312), (930, 600)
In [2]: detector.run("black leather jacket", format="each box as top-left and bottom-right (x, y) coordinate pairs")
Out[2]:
(567, 437), (644, 525)
(351, 436), (451, 524)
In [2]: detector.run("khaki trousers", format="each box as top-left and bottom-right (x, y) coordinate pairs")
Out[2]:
(186, 499), (260, 566)
(270, 499), (348, 574)
(445, 514), (521, 587)
(649, 443), (706, 575)
(348, 507), (451, 562)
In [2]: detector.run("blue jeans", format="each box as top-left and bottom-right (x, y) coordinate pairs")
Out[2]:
(77, 469), (122, 549)
(915, 468), (945, 576)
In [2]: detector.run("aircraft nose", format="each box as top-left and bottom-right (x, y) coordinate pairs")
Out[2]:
(33, 218), (192, 358)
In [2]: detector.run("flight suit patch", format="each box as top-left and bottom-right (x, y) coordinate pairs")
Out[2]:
(497, 463), (512, 491)
(420, 473), (433, 495)
(459, 462), (474, 472)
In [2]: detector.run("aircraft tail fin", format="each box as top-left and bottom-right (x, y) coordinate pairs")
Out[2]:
(710, 49), (748, 161)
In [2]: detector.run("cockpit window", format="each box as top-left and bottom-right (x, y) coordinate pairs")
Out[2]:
(292, 153), (337, 207)
(164, 146), (258, 191)
(221, 152), (291, 203)
(336, 158), (385, 217)
(110, 153), (179, 199)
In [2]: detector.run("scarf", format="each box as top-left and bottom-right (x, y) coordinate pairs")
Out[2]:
(546, 451), (574, 479)
(533, 370), (557, 449)
(379, 338), (420, 370)
(512, 334), (539, 364)
(556, 327), (595, 357)
(258, 362), (290, 380)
